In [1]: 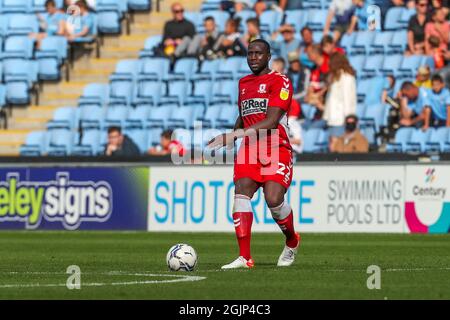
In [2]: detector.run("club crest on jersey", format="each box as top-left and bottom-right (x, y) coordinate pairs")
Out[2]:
(241, 98), (268, 116)
(257, 84), (267, 94)
(280, 88), (289, 101)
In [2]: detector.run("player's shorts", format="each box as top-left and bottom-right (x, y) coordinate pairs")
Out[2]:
(233, 141), (294, 190)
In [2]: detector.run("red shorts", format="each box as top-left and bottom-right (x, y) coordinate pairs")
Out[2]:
(233, 142), (294, 189)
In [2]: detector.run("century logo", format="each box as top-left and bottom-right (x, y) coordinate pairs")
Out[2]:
(0, 172), (113, 230)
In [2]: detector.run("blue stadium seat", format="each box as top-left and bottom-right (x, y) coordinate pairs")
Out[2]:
(128, 0), (151, 11)
(350, 31), (376, 56)
(405, 128), (432, 153)
(387, 30), (408, 54)
(199, 10), (230, 33)
(110, 59), (139, 82)
(379, 54), (403, 76)
(362, 55), (384, 78)
(78, 83), (109, 107)
(425, 127), (450, 153)
(339, 33), (356, 53)
(97, 8), (122, 34)
(47, 107), (77, 130)
(77, 106), (105, 130)
(212, 80), (238, 105)
(360, 103), (387, 145)
(167, 106), (195, 129)
(166, 57), (199, 82)
(134, 80), (164, 106)
(139, 35), (163, 58)
(303, 128), (327, 153)
(369, 31), (394, 55)
(138, 57), (170, 82)
(172, 128), (192, 150)
(259, 10), (282, 35)
(349, 55), (365, 76)
(192, 59), (221, 81)
(384, 7), (405, 30)
(356, 104), (366, 119)
(215, 105), (239, 129)
(398, 55), (423, 78)
(199, 105), (222, 128)
(46, 129), (75, 156)
(72, 129), (102, 156)
(284, 10), (307, 33)
(5, 14), (39, 35)
(36, 36), (68, 80)
(215, 57), (246, 80)
(235, 10), (257, 33)
(2, 36), (34, 60)
(363, 77), (385, 106)
(386, 127), (414, 152)
(0, 0), (29, 13)
(4, 59), (38, 105)
(147, 127), (164, 147)
(19, 131), (47, 156)
(187, 79), (213, 105)
(147, 105), (174, 128)
(306, 9), (328, 31)
(163, 80), (191, 105)
(104, 105), (129, 128)
(398, 8), (416, 28)
(125, 105), (151, 129)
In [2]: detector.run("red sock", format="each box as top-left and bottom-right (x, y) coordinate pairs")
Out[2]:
(276, 211), (299, 248)
(233, 212), (253, 260)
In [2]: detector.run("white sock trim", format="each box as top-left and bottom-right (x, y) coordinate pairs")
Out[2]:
(233, 194), (252, 213)
(269, 201), (291, 220)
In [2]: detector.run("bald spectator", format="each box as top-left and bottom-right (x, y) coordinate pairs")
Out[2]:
(161, 3), (196, 57)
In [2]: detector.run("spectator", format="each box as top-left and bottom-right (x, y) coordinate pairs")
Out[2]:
(287, 52), (311, 99)
(104, 126), (140, 156)
(148, 129), (186, 156)
(407, 0), (431, 55)
(414, 65), (433, 88)
(323, 0), (355, 42)
(323, 53), (357, 148)
(216, 18), (245, 57)
(63, 0), (94, 42)
(287, 99), (304, 155)
(271, 24), (300, 63)
(331, 115), (369, 153)
(180, 16), (220, 59)
(381, 74), (396, 103)
(430, 0), (449, 17)
(347, 0), (372, 34)
(272, 57), (286, 74)
(398, 81), (429, 128)
(240, 18), (261, 48)
(298, 27), (315, 69)
(220, 0), (254, 14)
(307, 44), (330, 95)
(424, 7), (450, 54)
(422, 74), (450, 129)
(254, 0), (303, 16)
(29, 0), (65, 48)
(321, 35), (346, 57)
(161, 3), (196, 57)
(427, 36), (448, 69)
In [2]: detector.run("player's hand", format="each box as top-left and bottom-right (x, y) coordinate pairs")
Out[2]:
(207, 133), (235, 150)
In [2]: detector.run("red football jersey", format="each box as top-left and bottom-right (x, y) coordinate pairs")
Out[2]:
(238, 70), (293, 150)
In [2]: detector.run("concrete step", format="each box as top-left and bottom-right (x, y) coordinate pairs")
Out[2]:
(39, 93), (80, 107)
(42, 81), (90, 95)
(0, 142), (21, 155)
(8, 117), (49, 130)
(102, 34), (150, 48)
(99, 46), (140, 59)
(27, 105), (60, 118)
(0, 129), (31, 143)
(80, 58), (120, 70)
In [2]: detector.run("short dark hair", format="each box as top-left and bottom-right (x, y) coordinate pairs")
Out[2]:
(273, 57), (285, 66)
(401, 81), (415, 91)
(300, 26), (312, 34)
(204, 16), (215, 22)
(107, 126), (122, 135)
(45, 0), (56, 7)
(431, 74), (444, 83)
(246, 17), (260, 28)
(249, 38), (271, 53)
(161, 129), (174, 140)
(321, 34), (334, 46)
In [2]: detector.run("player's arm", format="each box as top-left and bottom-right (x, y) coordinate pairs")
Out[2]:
(208, 108), (285, 149)
(234, 115), (244, 130)
(446, 105), (450, 127)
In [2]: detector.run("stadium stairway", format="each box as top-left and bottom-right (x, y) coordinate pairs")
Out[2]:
(0, 0), (204, 156)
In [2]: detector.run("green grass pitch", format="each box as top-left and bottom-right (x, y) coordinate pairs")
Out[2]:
(0, 231), (449, 299)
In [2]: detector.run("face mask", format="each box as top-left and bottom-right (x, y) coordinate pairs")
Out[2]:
(345, 122), (357, 132)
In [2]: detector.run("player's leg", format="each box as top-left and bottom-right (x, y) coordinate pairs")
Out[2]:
(221, 177), (259, 269)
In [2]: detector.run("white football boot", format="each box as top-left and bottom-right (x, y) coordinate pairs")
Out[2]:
(221, 256), (255, 269)
(277, 233), (301, 267)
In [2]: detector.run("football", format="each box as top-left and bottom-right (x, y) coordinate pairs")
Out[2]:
(166, 244), (198, 271)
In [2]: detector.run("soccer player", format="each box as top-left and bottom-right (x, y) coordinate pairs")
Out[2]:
(208, 39), (300, 269)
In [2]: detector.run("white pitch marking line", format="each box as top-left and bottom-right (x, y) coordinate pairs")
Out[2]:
(0, 272), (206, 289)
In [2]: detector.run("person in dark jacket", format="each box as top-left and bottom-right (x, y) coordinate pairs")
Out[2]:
(104, 126), (140, 156)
